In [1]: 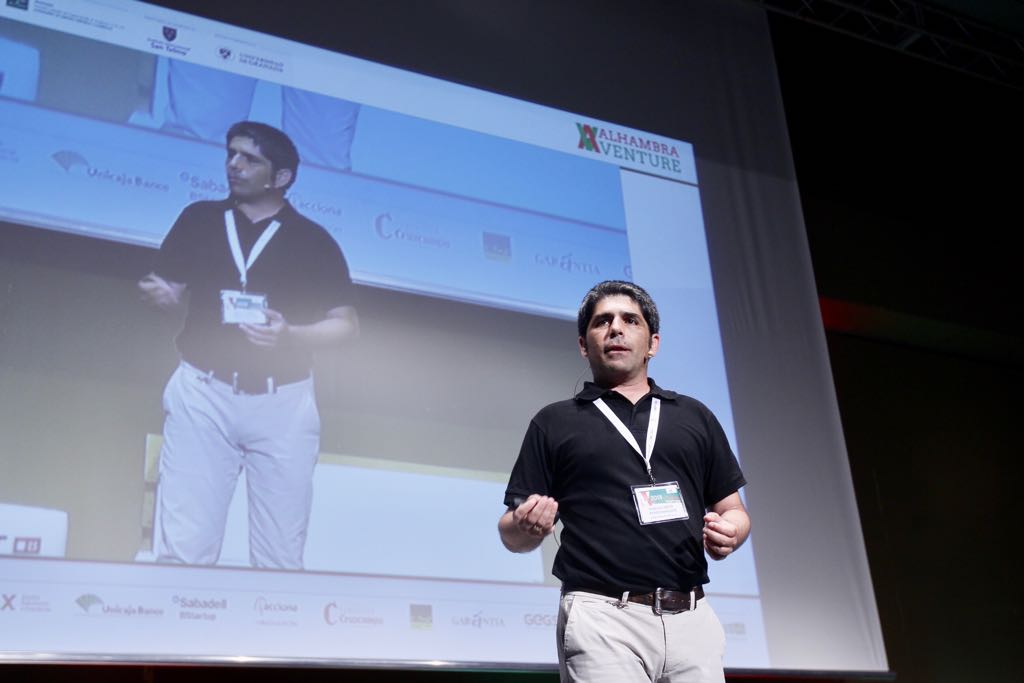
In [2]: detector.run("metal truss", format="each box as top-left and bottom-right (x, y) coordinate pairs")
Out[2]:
(748, 0), (1024, 89)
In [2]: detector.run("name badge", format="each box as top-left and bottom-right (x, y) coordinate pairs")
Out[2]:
(220, 289), (268, 325)
(631, 481), (688, 525)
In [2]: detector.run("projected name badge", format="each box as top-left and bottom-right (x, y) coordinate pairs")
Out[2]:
(220, 289), (268, 325)
(632, 481), (688, 525)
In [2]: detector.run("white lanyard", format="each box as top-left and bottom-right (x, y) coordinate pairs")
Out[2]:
(593, 397), (661, 483)
(224, 209), (280, 291)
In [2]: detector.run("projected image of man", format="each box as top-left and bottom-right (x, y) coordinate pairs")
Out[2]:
(499, 280), (749, 683)
(139, 121), (358, 569)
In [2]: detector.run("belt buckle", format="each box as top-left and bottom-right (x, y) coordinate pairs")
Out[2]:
(653, 587), (663, 616)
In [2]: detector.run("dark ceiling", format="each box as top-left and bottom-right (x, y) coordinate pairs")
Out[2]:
(753, 0), (1024, 90)
(925, 0), (1024, 36)
(763, 0), (1024, 341)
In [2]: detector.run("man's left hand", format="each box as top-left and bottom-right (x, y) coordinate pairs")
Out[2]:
(240, 308), (289, 348)
(702, 512), (739, 560)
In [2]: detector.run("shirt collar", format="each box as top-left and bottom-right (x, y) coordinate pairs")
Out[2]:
(574, 378), (679, 403)
(228, 198), (295, 227)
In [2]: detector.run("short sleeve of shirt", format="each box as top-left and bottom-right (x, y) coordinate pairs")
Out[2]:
(301, 226), (355, 321)
(699, 404), (747, 506)
(280, 220), (356, 325)
(503, 418), (554, 508)
(154, 204), (204, 284)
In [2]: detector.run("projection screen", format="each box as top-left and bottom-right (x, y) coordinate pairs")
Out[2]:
(0, 0), (888, 675)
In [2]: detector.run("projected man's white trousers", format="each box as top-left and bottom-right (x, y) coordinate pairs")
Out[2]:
(558, 591), (726, 683)
(154, 362), (320, 569)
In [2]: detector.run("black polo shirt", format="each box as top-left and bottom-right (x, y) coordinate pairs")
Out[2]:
(504, 380), (746, 591)
(155, 199), (353, 382)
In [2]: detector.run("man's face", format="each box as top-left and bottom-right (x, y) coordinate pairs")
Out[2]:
(578, 294), (659, 383)
(225, 136), (286, 199)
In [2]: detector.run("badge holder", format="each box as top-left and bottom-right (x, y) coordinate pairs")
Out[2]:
(221, 289), (268, 325)
(631, 481), (689, 525)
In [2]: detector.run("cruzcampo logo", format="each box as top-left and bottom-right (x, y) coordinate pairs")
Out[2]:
(576, 123), (600, 153)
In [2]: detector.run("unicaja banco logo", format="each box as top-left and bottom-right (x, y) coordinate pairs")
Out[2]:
(575, 121), (684, 174)
(76, 594), (103, 613)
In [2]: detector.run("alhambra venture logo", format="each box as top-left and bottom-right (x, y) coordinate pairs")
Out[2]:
(576, 122), (684, 174)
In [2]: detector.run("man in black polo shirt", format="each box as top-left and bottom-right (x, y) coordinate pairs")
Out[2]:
(139, 121), (358, 569)
(500, 280), (749, 683)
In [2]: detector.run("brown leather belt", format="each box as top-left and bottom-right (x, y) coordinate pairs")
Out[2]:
(570, 585), (705, 614)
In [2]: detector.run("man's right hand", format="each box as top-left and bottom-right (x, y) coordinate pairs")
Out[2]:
(139, 272), (186, 310)
(513, 494), (559, 538)
(498, 494), (559, 553)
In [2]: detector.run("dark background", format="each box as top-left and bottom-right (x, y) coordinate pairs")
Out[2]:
(4, 0), (1022, 681)
(771, 6), (1023, 683)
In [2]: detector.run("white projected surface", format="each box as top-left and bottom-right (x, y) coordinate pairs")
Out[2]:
(0, 0), (769, 670)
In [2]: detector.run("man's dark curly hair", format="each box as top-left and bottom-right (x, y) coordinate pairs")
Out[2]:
(577, 280), (660, 338)
(226, 121), (300, 190)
